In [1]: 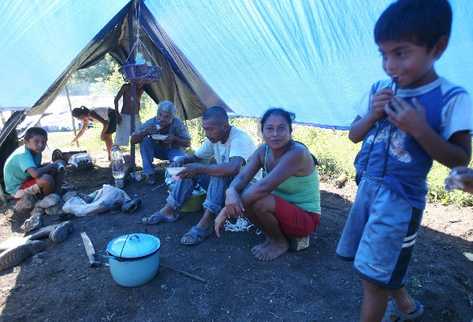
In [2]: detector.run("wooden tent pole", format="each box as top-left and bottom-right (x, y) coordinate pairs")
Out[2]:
(128, 0), (138, 171)
(65, 85), (79, 148)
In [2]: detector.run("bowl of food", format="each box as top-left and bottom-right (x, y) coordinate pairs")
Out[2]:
(166, 167), (185, 178)
(151, 134), (168, 141)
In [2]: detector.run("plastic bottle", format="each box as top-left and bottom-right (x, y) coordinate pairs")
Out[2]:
(111, 146), (125, 187)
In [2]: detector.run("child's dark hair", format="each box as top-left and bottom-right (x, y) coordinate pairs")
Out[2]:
(374, 0), (452, 49)
(261, 108), (296, 132)
(24, 127), (47, 141)
(202, 106), (229, 122)
(72, 106), (90, 118)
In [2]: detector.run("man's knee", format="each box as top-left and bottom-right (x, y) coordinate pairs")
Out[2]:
(37, 174), (55, 191)
(140, 136), (153, 147)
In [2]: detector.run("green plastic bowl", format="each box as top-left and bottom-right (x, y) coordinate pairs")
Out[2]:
(180, 190), (206, 213)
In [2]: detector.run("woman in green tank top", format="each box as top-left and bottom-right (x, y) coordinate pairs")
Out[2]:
(215, 108), (321, 261)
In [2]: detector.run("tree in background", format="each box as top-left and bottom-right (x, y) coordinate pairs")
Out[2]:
(69, 54), (155, 118)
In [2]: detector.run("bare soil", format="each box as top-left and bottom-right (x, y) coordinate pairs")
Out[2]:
(0, 163), (472, 322)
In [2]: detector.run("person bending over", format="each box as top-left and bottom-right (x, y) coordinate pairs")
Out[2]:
(71, 106), (118, 161)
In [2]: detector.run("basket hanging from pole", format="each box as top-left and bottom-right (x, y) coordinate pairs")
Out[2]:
(120, 63), (161, 83)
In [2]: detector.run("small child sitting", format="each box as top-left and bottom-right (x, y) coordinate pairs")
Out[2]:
(3, 127), (63, 208)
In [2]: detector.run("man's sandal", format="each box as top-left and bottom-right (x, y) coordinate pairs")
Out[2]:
(180, 226), (213, 246)
(142, 211), (180, 225)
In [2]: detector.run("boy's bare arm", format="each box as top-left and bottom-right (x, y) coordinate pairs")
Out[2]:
(413, 128), (470, 168)
(349, 89), (393, 143)
(349, 115), (378, 143)
(27, 164), (57, 178)
(387, 97), (471, 168)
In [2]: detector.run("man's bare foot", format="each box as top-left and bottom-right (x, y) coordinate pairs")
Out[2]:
(142, 204), (178, 225)
(160, 205), (176, 218)
(251, 239), (270, 255)
(253, 238), (289, 261)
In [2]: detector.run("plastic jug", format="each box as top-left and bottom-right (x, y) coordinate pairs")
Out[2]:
(111, 147), (125, 187)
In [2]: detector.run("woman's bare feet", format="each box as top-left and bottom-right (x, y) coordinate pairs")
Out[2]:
(253, 238), (289, 261)
(251, 238), (270, 256)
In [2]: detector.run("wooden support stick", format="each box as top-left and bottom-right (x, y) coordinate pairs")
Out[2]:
(80, 232), (100, 267)
(161, 263), (207, 283)
(65, 85), (79, 148)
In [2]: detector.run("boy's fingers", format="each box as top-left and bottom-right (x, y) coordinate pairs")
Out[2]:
(412, 98), (425, 111)
(377, 88), (394, 96)
(390, 97), (407, 114)
(385, 112), (400, 126)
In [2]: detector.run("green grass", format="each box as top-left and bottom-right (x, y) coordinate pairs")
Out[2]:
(47, 117), (473, 207)
(224, 118), (473, 207)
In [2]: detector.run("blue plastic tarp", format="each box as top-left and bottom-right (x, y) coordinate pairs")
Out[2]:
(1, 0), (473, 128)
(0, 0), (129, 110)
(147, 0), (473, 128)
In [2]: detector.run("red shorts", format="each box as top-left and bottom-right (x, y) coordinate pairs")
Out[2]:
(20, 178), (37, 190)
(274, 196), (320, 237)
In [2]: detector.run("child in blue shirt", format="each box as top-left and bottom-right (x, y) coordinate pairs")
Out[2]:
(4, 127), (62, 199)
(336, 1), (472, 321)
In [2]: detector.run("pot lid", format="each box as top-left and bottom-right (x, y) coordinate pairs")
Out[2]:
(107, 233), (160, 259)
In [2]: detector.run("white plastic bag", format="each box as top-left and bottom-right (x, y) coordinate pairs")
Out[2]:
(62, 184), (131, 217)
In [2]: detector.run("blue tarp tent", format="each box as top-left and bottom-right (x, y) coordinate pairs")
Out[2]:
(1, 0), (472, 142)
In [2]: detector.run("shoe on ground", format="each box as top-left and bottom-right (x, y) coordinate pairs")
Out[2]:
(0, 240), (47, 271)
(49, 221), (73, 243)
(14, 194), (37, 213)
(145, 175), (157, 185)
(21, 207), (44, 233)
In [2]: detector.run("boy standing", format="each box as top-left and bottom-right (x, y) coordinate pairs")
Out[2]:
(113, 82), (145, 146)
(336, 1), (472, 321)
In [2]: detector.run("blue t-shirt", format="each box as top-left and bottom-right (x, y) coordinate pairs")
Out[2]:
(354, 78), (473, 209)
(3, 146), (42, 195)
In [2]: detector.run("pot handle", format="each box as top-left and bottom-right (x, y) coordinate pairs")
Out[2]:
(119, 234), (132, 258)
(129, 234), (140, 241)
(118, 234), (141, 258)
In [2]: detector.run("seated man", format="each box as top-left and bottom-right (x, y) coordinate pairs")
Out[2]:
(4, 127), (62, 203)
(142, 106), (257, 246)
(131, 100), (191, 184)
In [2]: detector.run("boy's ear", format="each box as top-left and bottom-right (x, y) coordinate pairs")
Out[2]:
(432, 36), (449, 59)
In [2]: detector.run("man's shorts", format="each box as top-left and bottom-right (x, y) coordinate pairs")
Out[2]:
(105, 109), (118, 134)
(114, 114), (142, 146)
(336, 177), (423, 289)
(274, 195), (320, 237)
(13, 177), (38, 199)
(20, 177), (38, 190)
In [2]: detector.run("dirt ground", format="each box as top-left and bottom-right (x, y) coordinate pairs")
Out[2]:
(0, 162), (472, 322)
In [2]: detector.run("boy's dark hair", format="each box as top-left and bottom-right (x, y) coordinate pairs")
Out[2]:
(202, 106), (228, 123)
(374, 0), (452, 49)
(24, 127), (47, 141)
(72, 106), (90, 118)
(261, 108), (296, 132)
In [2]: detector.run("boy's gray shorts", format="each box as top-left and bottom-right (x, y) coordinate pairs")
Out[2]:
(336, 177), (423, 289)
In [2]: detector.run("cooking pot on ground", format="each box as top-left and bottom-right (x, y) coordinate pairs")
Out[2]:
(106, 233), (160, 287)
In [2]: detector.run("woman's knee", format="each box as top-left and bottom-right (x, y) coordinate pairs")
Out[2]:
(249, 195), (275, 214)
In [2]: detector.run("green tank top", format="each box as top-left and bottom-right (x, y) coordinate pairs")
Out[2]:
(263, 144), (321, 213)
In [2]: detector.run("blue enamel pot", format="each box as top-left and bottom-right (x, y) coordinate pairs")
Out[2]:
(106, 233), (160, 287)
